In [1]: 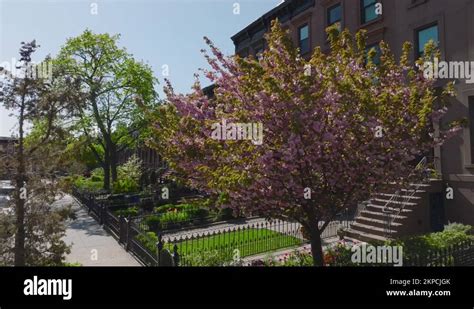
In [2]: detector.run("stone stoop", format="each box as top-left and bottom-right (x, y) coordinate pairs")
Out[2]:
(345, 180), (443, 243)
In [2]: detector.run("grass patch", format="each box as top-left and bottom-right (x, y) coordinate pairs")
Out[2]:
(165, 228), (302, 259)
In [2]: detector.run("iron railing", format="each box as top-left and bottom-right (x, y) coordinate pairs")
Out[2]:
(382, 157), (428, 237)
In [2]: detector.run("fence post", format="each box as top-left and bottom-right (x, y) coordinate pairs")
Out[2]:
(118, 215), (124, 243)
(101, 203), (107, 226)
(173, 244), (180, 266)
(156, 234), (163, 266)
(126, 215), (132, 251)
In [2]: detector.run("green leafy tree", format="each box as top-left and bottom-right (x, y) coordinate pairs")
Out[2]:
(56, 30), (157, 190)
(0, 41), (80, 265)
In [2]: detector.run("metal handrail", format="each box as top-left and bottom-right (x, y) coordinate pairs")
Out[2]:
(383, 156), (428, 237)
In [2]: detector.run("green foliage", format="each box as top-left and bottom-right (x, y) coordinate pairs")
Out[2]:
(63, 262), (82, 267)
(115, 206), (139, 218)
(112, 178), (140, 194)
(386, 223), (473, 258)
(167, 228), (301, 259)
(113, 155), (142, 194)
(159, 211), (191, 228)
(136, 232), (158, 253)
(323, 242), (357, 266)
(136, 228), (302, 266)
(153, 200), (211, 222)
(73, 176), (103, 192)
(184, 249), (236, 266)
(143, 215), (161, 231)
(56, 29), (158, 190)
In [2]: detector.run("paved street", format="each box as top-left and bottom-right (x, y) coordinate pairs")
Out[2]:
(59, 195), (141, 266)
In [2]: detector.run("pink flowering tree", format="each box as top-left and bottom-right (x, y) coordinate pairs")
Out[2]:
(146, 21), (460, 266)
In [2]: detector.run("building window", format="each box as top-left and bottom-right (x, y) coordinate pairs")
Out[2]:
(298, 24), (310, 55)
(327, 3), (342, 31)
(416, 24), (439, 58)
(365, 43), (381, 65)
(361, 0), (379, 24)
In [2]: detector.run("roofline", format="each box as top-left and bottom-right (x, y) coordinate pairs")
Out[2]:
(231, 0), (315, 45)
(231, 0), (293, 44)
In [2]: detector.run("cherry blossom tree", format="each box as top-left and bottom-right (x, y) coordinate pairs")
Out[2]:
(146, 21), (460, 266)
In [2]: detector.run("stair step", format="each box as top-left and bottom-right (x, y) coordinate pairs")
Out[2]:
(366, 204), (413, 213)
(401, 188), (427, 192)
(350, 222), (397, 237)
(361, 210), (408, 220)
(341, 236), (365, 244)
(370, 198), (418, 207)
(356, 216), (403, 227)
(345, 229), (388, 243)
(409, 183), (431, 187)
(374, 192), (422, 200)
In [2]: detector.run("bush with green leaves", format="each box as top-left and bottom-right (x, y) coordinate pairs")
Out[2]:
(73, 176), (103, 192)
(143, 215), (161, 231)
(159, 211), (191, 229)
(385, 223), (473, 260)
(115, 206), (139, 218)
(184, 248), (240, 266)
(323, 241), (357, 266)
(113, 155), (142, 194)
(113, 177), (140, 194)
(136, 232), (158, 253)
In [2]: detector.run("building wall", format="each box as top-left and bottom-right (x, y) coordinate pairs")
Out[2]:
(232, 0), (474, 225)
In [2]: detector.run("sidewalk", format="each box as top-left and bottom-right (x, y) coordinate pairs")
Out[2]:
(59, 195), (141, 266)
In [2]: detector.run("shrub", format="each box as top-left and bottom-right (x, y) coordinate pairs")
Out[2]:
(73, 176), (103, 192)
(386, 223), (474, 260)
(144, 216), (161, 231)
(184, 249), (237, 266)
(136, 232), (158, 253)
(159, 211), (191, 229)
(113, 155), (142, 194)
(115, 206), (139, 218)
(113, 178), (140, 194)
(90, 175), (103, 182)
(216, 208), (234, 221)
(153, 204), (179, 213)
(323, 241), (357, 266)
(193, 208), (210, 220)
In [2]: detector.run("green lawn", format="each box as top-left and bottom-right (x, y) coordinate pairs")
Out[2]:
(164, 228), (302, 258)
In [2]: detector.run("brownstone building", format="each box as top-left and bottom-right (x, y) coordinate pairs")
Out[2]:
(230, 0), (474, 241)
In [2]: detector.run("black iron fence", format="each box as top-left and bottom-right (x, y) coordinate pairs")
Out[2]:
(403, 240), (474, 266)
(71, 188), (473, 267)
(163, 220), (306, 266)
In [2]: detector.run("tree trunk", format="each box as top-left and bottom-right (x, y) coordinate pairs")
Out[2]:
(110, 143), (118, 184)
(14, 187), (26, 266)
(309, 227), (324, 267)
(14, 97), (26, 266)
(103, 149), (111, 191)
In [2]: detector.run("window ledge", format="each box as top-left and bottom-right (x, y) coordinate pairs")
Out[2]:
(360, 16), (383, 29)
(408, 0), (428, 10)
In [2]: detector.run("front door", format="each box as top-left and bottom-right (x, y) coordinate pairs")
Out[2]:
(429, 192), (445, 232)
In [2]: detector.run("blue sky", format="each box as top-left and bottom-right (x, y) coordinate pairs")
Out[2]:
(0, 0), (281, 136)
